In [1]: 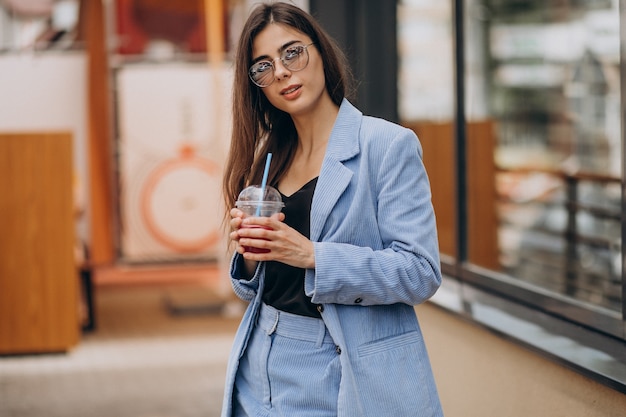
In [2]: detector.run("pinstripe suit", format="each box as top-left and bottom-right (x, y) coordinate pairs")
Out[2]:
(222, 99), (444, 417)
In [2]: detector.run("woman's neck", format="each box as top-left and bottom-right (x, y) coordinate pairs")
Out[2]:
(291, 97), (339, 158)
(278, 97), (339, 195)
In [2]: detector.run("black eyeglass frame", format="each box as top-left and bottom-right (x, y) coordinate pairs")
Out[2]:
(248, 42), (316, 88)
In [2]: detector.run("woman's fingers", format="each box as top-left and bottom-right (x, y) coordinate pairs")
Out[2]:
(239, 223), (314, 269)
(232, 212), (313, 268)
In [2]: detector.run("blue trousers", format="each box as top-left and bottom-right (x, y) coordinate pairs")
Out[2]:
(233, 303), (341, 417)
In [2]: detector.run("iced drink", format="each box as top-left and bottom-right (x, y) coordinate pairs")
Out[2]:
(235, 185), (284, 253)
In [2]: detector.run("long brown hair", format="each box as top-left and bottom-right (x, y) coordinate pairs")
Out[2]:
(222, 1), (354, 213)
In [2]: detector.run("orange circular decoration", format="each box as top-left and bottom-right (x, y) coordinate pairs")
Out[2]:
(140, 148), (221, 253)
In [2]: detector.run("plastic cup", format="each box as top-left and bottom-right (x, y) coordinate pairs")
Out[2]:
(235, 185), (284, 253)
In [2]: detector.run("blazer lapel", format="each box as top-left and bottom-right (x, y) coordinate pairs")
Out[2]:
(310, 99), (362, 242)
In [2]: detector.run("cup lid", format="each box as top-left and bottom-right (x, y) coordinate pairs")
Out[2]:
(236, 185), (284, 206)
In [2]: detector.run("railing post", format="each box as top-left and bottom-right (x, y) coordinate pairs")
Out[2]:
(564, 175), (579, 296)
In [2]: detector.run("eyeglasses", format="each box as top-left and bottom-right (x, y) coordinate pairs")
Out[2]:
(249, 42), (315, 88)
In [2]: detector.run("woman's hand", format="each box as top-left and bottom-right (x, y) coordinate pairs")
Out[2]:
(230, 207), (315, 269)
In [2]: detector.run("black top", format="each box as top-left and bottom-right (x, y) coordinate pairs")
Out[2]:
(263, 177), (320, 318)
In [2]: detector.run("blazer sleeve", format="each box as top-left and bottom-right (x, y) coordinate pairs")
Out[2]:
(229, 253), (262, 302)
(305, 127), (442, 306)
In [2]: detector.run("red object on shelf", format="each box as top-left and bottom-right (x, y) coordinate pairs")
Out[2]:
(115, 0), (208, 55)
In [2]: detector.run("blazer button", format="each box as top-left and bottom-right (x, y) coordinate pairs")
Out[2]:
(317, 304), (324, 313)
(335, 345), (342, 354)
(354, 298), (363, 304)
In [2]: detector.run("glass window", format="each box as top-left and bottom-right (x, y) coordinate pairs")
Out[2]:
(397, 0), (625, 390)
(465, 0), (622, 317)
(397, 0), (456, 260)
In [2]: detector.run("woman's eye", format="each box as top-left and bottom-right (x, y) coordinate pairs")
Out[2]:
(283, 46), (303, 61)
(255, 62), (272, 73)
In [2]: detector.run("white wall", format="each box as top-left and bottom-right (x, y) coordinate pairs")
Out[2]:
(115, 62), (232, 262)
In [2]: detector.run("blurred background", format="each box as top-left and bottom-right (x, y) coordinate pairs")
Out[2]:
(1, 0), (625, 416)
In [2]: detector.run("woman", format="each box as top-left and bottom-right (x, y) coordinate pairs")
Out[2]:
(221, 3), (443, 416)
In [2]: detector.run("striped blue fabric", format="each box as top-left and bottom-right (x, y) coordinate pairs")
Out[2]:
(233, 303), (340, 417)
(223, 99), (444, 417)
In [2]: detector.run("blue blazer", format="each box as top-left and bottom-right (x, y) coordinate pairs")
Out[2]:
(222, 99), (443, 417)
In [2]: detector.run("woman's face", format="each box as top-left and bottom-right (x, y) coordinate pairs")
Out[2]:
(251, 23), (328, 118)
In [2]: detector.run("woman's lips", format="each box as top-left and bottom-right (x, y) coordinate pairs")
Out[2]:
(281, 84), (301, 96)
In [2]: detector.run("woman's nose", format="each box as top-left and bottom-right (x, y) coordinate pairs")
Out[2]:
(273, 59), (291, 81)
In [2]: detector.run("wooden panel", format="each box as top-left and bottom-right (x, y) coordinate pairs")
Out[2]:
(0, 132), (78, 354)
(82, 0), (115, 265)
(466, 121), (500, 270)
(405, 120), (499, 269)
(406, 121), (457, 258)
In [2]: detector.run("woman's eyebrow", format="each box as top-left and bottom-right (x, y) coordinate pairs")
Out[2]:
(251, 40), (301, 63)
(279, 40), (299, 51)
